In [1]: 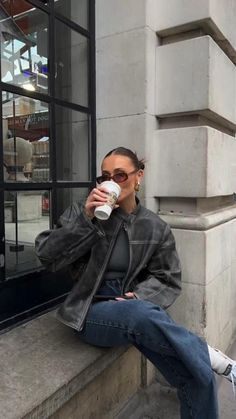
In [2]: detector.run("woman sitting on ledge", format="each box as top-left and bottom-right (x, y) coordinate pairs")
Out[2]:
(35, 147), (236, 419)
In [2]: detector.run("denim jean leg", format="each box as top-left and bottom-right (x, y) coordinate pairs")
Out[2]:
(79, 299), (179, 351)
(78, 299), (218, 418)
(135, 343), (219, 419)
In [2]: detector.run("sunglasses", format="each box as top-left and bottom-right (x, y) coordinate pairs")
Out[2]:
(96, 169), (138, 184)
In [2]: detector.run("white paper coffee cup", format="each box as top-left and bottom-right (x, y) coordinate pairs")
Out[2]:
(94, 181), (121, 220)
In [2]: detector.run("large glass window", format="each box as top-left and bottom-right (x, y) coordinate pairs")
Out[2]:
(55, 20), (88, 106)
(57, 187), (88, 216)
(54, 0), (88, 29)
(2, 91), (49, 182)
(0, 0), (96, 331)
(55, 105), (90, 181)
(4, 189), (49, 278)
(0, 1), (49, 94)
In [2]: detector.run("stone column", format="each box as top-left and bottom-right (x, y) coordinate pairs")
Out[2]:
(96, 0), (236, 351)
(151, 0), (236, 350)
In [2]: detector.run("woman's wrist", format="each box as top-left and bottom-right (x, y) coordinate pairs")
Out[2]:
(84, 208), (94, 220)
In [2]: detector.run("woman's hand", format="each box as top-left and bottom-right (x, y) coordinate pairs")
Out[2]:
(84, 186), (109, 219)
(115, 292), (135, 301)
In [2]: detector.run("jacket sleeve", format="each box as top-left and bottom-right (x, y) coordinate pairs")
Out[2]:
(133, 224), (181, 309)
(35, 203), (104, 272)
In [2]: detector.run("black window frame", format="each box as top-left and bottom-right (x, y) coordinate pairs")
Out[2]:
(0, 0), (96, 333)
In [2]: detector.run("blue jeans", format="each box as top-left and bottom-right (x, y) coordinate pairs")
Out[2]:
(78, 280), (219, 418)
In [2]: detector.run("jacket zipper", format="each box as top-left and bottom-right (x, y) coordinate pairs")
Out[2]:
(121, 222), (132, 295)
(78, 218), (124, 328)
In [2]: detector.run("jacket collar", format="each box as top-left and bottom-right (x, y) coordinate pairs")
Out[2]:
(113, 197), (141, 222)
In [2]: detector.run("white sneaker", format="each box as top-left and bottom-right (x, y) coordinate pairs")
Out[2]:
(223, 363), (236, 385)
(209, 347), (236, 396)
(208, 346), (233, 374)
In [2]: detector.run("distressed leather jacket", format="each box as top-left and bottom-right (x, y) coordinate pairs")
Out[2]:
(35, 200), (181, 331)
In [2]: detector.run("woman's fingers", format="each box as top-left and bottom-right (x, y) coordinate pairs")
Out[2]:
(87, 188), (108, 202)
(84, 187), (109, 218)
(115, 292), (135, 301)
(125, 292), (135, 298)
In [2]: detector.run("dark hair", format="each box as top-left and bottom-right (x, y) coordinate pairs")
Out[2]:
(104, 147), (145, 170)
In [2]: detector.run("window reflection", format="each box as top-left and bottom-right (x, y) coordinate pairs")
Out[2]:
(2, 92), (49, 182)
(0, 0), (48, 93)
(54, 0), (88, 29)
(57, 188), (88, 216)
(4, 190), (50, 278)
(55, 105), (90, 181)
(55, 20), (88, 106)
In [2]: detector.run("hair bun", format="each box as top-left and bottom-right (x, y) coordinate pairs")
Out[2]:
(139, 160), (145, 170)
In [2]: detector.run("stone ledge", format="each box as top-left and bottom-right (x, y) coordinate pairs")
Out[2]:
(150, 0), (236, 64)
(159, 205), (236, 231)
(156, 36), (236, 130)
(0, 311), (138, 419)
(153, 126), (236, 198)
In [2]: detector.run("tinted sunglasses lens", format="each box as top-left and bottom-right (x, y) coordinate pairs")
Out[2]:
(96, 176), (103, 184)
(96, 174), (110, 184)
(113, 172), (128, 183)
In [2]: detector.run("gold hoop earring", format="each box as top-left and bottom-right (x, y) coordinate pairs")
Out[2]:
(134, 182), (140, 192)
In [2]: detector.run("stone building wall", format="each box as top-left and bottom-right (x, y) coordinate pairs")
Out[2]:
(96, 0), (236, 350)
